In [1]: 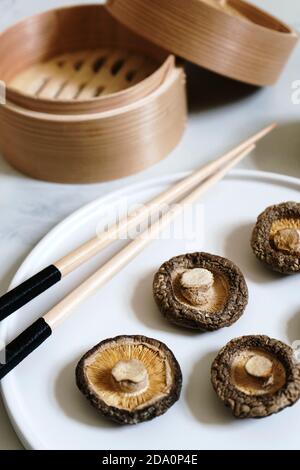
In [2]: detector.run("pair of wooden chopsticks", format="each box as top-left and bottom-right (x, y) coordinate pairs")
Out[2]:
(0, 123), (275, 379)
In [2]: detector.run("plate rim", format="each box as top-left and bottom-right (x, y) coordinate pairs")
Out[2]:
(1, 168), (300, 450)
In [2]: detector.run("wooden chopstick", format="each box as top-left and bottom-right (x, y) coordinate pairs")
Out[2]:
(0, 124), (275, 323)
(0, 143), (255, 380)
(55, 123), (274, 278)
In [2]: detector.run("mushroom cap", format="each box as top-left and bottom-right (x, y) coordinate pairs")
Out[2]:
(211, 335), (300, 419)
(76, 335), (182, 425)
(251, 201), (300, 274)
(153, 252), (248, 331)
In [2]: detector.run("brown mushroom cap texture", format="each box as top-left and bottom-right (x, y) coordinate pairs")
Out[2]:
(251, 201), (300, 274)
(211, 335), (300, 419)
(76, 335), (182, 424)
(153, 252), (248, 331)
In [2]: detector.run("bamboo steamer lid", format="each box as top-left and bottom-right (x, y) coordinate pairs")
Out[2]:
(0, 5), (187, 184)
(107, 0), (298, 86)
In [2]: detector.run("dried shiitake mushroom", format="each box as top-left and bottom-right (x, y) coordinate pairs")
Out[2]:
(76, 335), (182, 424)
(251, 202), (300, 274)
(153, 252), (248, 331)
(211, 335), (300, 419)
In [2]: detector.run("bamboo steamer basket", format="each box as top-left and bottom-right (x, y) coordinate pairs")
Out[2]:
(107, 0), (298, 86)
(0, 5), (187, 183)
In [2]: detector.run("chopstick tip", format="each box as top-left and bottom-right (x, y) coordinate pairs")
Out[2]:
(255, 122), (277, 143)
(267, 122), (277, 132)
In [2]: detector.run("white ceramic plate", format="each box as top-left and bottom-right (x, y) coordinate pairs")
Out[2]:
(1, 170), (300, 450)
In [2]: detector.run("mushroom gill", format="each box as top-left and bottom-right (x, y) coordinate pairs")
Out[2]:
(211, 335), (300, 419)
(173, 267), (229, 313)
(270, 219), (300, 255)
(153, 252), (248, 331)
(230, 349), (286, 396)
(76, 335), (182, 424)
(85, 342), (172, 411)
(251, 202), (300, 274)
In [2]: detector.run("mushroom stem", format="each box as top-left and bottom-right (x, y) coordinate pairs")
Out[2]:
(111, 359), (149, 394)
(179, 268), (214, 306)
(273, 228), (300, 254)
(245, 355), (273, 380)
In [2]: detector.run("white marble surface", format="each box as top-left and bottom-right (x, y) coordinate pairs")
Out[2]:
(0, 0), (299, 450)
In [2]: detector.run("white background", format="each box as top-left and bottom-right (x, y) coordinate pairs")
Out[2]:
(0, 0), (299, 449)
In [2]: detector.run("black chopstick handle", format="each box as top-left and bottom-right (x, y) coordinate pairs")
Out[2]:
(0, 318), (52, 380)
(0, 265), (62, 322)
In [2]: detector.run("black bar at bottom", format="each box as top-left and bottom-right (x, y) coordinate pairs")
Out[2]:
(0, 450), (293, 462)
